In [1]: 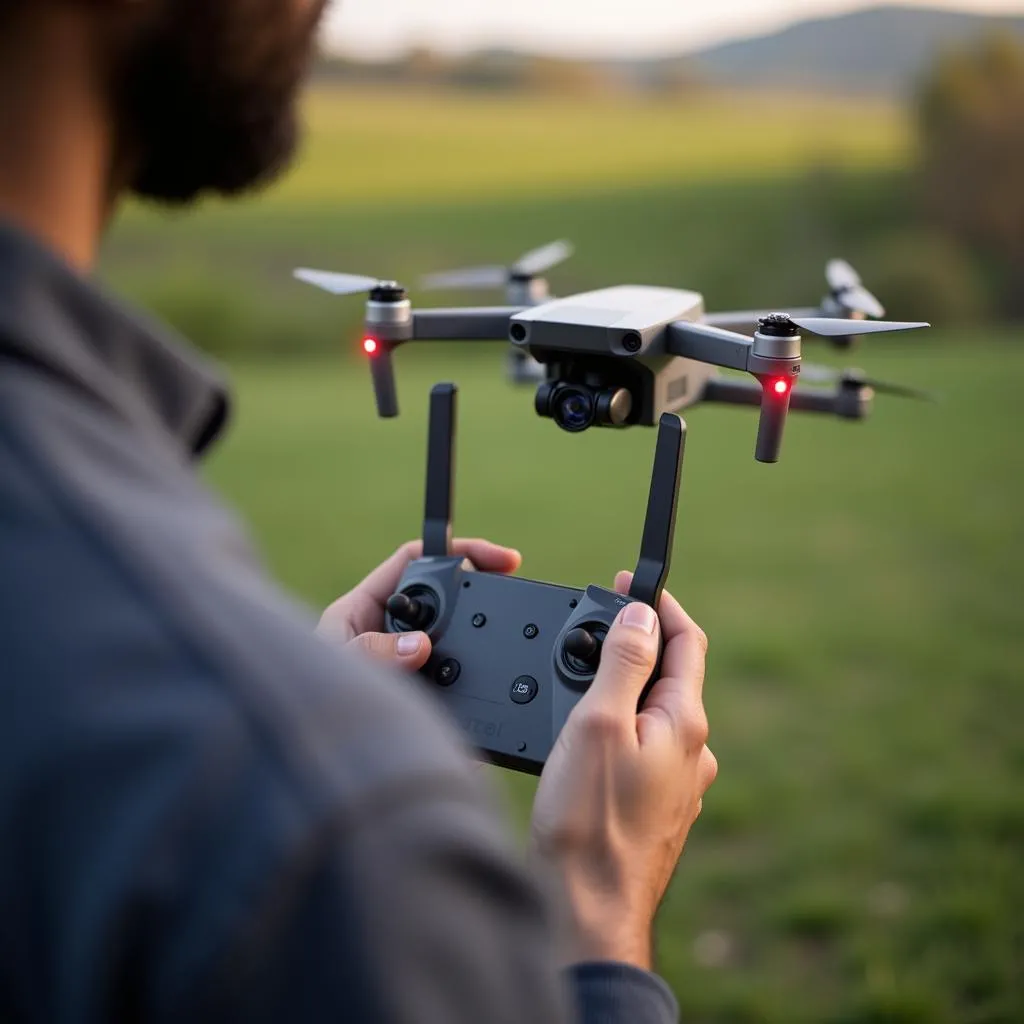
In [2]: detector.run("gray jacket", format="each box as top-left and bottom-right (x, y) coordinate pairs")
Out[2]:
(0, 220), (678, 1023)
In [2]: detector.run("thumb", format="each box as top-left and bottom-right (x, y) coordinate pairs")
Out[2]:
(584, 602), (661, 711)
(347, 631), (432, 672)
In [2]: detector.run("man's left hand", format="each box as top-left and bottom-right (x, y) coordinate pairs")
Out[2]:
(317, 539), (522, 672)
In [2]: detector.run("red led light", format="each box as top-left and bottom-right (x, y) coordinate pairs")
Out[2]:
(773, 379), (790, 396)
(363, 338), (379, 356)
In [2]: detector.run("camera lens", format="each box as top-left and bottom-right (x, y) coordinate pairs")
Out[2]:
(553, 387), (595, 433)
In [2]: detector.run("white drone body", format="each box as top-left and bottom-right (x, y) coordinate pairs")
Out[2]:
(293, 243), (933, 464)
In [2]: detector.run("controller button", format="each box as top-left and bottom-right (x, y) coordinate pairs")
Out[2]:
(523, 624), (539, 640)
(472, 614), (487, 628)
(511, 676), (539, 705)
(436, 659), (461, 687)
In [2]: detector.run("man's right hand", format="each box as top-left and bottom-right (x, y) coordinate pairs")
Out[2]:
(529, 571), (717, 973)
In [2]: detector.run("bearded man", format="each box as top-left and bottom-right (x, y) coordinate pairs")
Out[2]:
(0, 3), (717, 1021)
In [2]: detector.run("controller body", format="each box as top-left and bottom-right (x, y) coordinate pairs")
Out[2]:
(386, 557), (662, 775)
(383, 382), (684, 776)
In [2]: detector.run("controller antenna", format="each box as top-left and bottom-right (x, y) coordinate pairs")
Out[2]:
(423, 383), (457, 558)
(629, 414), (686, 609)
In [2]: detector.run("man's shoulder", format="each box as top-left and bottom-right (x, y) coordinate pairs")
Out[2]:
(0, 359), (478, 810)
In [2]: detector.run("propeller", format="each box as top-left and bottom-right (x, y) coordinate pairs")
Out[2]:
(801, 363), (938, 401)
(294, 268), (400, 297)
(513, 239), (574, 278)
(789, 315), (929, 338)
(421, 239), (574, 291)
(827, 259), (886, 320)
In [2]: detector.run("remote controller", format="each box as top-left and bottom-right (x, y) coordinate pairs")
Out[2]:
(385, 383), (686, 776)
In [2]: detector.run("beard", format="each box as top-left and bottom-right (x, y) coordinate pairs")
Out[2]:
(112, 0), (329, 204)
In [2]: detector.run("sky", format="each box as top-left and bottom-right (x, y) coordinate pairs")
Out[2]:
(323, 0), (1024, 59)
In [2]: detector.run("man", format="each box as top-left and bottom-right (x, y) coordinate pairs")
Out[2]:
(0, 1), (717, 1021)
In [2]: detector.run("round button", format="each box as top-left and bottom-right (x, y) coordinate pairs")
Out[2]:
(523, 624), (539, 640)
(472, 614), (487, 628)
(510, 676), (539, 705)
(436, 659), (461, 687)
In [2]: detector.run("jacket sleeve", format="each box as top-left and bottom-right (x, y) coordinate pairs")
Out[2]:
(169, 756), (680, 1024)
(568, 963), (680, 1024)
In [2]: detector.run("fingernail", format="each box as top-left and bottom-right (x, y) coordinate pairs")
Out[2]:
(397, 633), (424, 656)
(621, 603), (657, 634)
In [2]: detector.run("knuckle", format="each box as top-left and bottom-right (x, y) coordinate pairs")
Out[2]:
(575, 707), (629, 747)
(354, 632), (390, 657)
(683, 710), (710, 749)
(692, 626), (710, 656)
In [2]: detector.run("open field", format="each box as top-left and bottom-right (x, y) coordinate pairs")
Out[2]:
(100, 86), (1022, 1023)
(120, 85), (909, 209)
(101, 87), (917, 359)
(204, 342), (1023, 1024)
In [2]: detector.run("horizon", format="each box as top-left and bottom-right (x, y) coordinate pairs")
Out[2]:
(323, 0), (1024, 61)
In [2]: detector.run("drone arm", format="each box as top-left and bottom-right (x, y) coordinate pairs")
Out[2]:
(666, 321), (753, 371)
(411, 307), (526, 342)
(362, 306), (525, 420)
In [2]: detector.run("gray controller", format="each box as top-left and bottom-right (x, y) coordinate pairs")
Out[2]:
(384, 383), (686, 776)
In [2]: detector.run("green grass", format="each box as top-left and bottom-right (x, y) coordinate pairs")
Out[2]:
(98, 84), (1022, 1022)
(99, 87), (917, 359)
(124, 85), (910, 210)
(201, 338), (1024, 1024)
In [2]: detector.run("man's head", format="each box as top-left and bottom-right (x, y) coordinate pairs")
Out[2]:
(1, 0), (330, 206)
(111, 0), (330, 203)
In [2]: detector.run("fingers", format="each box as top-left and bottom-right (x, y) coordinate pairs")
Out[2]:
(357, 538), (522, 610)
(450, 538), (522, 575)
(334, 538), (521, 638)
(615, 571), (709, 747)
(615, 570), (705, 660)
(583, 600), (661, 717)
(347, 631), (432, 672)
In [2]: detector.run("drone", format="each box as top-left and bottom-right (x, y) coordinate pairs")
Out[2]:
(293, 243), (932, 464)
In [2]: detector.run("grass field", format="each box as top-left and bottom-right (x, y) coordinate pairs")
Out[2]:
(101, 86), (1023, 1023)
(199, 341), (1023, 1024)
(101, 87), (919, 359)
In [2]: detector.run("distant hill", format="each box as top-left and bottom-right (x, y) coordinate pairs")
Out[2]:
(678, 5), (1024, 96)
(317, 5), (1024, 99)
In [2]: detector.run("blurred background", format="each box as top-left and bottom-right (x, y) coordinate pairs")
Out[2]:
(101, 2), (1023, 1021)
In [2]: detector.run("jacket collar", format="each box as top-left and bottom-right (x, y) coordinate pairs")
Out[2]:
(0, 217), (230, 458)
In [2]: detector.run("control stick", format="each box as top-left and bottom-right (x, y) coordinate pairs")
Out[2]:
(564, 627), (602, 668)
(386, 593), (434, 630)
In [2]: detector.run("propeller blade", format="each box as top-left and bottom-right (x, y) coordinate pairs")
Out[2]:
(826, 259), (886, 319)
(826, 258), (862, 292)
(420, 266), (508, 291)
(840, 284), (886, 320)
(513, 239), (574, 278)
(791, 316), (930, 338)
(294, 268), (382, 296)
(799, 362), (842, 385)
(799, 363), (937, 401)
(860, 378), (939, 401)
